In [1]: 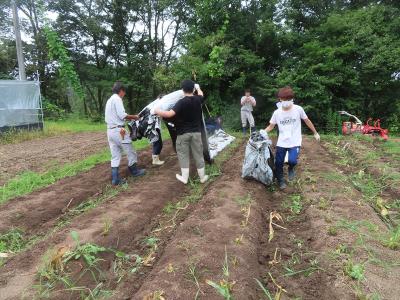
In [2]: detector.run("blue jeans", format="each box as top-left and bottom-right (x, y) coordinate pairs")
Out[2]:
(275, 146), (301, 181)
(152, 130), (163, 155)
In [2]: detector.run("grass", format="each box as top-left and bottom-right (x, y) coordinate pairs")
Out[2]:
(0, 130), (165, 204)
(282, 194), (303, 215)
(0, 228), (25, 253)
(381, 140), (400, 158)
(0, 118), (105, 145)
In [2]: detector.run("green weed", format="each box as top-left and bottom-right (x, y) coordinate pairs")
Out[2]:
(283, 259), (322, 277)
(0, 228), (25, 253)
(143, 237), (159, 250)
(36, 231), (109, 297)
(282, 194), (303, 215)
(206, 279), (234, 300)
(234, 194), (253, 206)
(344, 260), (365, 281)
(318, 197), (330, 210)
(254, 278), (273, 300)
(327, 226), (338, 236)
(101, 218), (112, 236)
(381, 226), (400, 250)
(187, 262), (203, 300)
(64, 231), (106, 267)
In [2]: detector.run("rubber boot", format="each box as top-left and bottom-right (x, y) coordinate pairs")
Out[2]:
(242, 127), (247, 136)
(197, 168), (209, 184)
(111, 167), (126, 186)
(276, 175), (287, 190)
(288, 166), (296, 181)
(250, 126), (257, 134)
(128, 164), (146, 177)
(176, 168), (189, 184)
(152, 155), (165, 165)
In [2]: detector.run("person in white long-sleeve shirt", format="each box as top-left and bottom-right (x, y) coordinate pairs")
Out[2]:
(240, 89), (256, 135)
(105, 81), (145, 185)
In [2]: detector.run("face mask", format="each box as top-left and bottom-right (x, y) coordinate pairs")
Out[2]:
(281, 100), (293, 108)
(276, 102), (282, 109)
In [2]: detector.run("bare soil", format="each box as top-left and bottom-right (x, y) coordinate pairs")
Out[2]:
(0, 142), (185, 300)
(0, 142), (171, 238)
(0, 131), (108, 186)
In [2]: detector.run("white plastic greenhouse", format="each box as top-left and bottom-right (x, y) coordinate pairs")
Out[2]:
(0, 80), (43, 133)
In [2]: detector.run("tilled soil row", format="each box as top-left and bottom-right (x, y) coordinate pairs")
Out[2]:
(0, 143), (188, 300)
(128, 140), (344, 300)
(324, 137), (400, 198)
(0, 131), (108, 186)
(0, 144), (162, 239)
(130, 137), (400, 300)
(321, 138), (400, 230)
(297, 138), (400, 299)
(131, 145), (266, 299)
(254, 140), (341, 300)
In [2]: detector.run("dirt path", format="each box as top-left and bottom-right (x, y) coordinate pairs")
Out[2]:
(0, 143), (186, 300)
(0, 131), (108, 186)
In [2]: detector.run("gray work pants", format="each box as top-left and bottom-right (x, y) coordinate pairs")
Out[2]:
(107, 128), (137, 168)
(176, 132), (205, 169)
(241, 110), (255, 127)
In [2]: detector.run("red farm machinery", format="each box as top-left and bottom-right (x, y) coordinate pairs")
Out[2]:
(338, 111), (389, 140)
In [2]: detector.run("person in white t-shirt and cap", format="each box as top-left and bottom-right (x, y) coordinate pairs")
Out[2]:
(265, 86), (320, 190)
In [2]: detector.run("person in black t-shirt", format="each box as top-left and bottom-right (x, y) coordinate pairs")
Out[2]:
(154, 80), (209, 184)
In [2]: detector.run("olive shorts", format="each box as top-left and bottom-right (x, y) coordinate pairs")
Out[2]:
(176, 132), (205, 169)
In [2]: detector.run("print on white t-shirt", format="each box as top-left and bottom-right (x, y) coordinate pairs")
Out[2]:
(270, 104), (308, 148)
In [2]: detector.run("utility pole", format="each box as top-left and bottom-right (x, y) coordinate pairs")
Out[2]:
(11, 0), (26, 80)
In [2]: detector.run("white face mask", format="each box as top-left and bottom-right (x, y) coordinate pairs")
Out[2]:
(281, 99), (293, 108)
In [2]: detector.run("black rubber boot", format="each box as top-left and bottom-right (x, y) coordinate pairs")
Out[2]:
(128, 164), (146, 177)
(288, 166), (296, 181)
(111, 167), (126, 185)
(242, 127), (247, 136)
(251, 127), (257, 134)
(276, 175), (287, 190)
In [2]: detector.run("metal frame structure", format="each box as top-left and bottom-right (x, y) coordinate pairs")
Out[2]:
(0, 80), (44, 133)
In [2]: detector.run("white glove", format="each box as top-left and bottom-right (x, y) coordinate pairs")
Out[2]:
(259, 129), (268, 139)
(314, 132), (320, 142)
